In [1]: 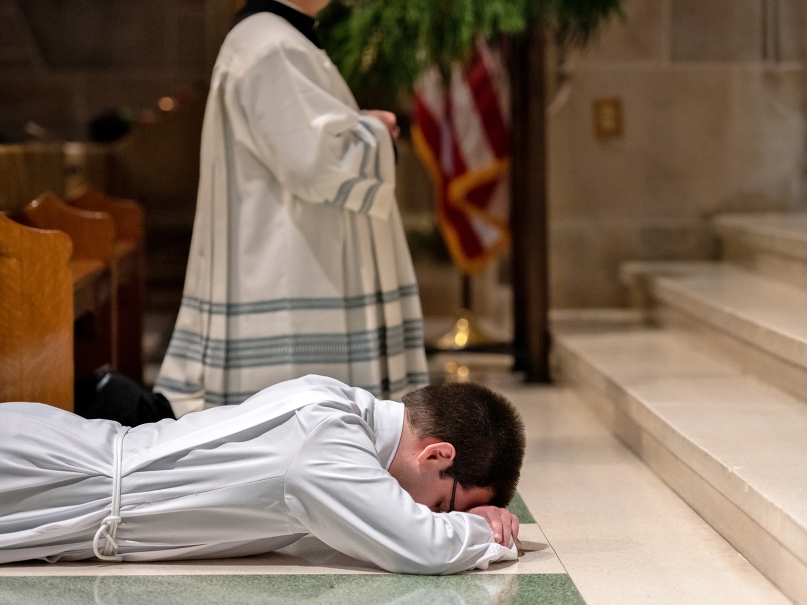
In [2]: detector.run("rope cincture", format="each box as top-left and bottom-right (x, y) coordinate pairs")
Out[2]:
(92, 426), (130, 562)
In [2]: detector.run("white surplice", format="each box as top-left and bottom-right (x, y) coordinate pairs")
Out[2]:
(0, 376), (516, 574)
(155, 12), (428, 415)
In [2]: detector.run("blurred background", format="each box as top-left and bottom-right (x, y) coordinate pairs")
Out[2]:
(1, 0), (806, 385)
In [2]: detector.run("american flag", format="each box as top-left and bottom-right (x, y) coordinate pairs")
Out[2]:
(412, 40), (511, 274)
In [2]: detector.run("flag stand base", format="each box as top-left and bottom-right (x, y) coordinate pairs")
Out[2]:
(434, 308), (501, 351)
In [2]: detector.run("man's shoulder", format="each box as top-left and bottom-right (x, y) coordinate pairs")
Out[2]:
(219, 13), (319, 77)
(285, 406), (385, 485)
(294, 400), (374, 437)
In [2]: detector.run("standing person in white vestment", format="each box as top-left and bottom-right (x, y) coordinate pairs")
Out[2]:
(0, 376), (525, 575)
(155, 0), (429, 417)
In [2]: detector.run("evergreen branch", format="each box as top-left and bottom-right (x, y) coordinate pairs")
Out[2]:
(318, 0), (623, 103)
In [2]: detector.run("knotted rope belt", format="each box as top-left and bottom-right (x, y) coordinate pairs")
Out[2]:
(92, 426), (131, 562)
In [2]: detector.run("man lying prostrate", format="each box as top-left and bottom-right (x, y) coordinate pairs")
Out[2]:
(0, 375), (526, 574)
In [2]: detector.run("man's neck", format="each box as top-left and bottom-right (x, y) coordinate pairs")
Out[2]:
(274, 0), (305, 14)
(388, 415), (416, 478)
(277, 0), (325, 17)
(232, 0), (322, 47)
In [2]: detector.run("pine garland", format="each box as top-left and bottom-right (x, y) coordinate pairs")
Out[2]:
(318, 0), (623, 103)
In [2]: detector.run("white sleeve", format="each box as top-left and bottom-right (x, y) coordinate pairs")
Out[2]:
(236, 44), (395, 220)
(283, 414), (517, 575)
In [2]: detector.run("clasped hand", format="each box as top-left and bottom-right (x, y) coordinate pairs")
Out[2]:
(467, 506), (521, 551)
(360, 110), (400, 141)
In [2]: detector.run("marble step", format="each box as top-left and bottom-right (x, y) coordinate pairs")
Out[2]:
(716, 213), (807, 290)
(552, 328), (807, 604)
(504, 381), (789, 604)
(621, 261), (807, 403)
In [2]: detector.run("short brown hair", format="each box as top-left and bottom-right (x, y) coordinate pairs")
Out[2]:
(402, 382), (526, 508)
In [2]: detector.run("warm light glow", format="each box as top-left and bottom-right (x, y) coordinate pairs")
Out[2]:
(158, 97), (175, 112)
(454, 317), (470, 347)
(457, 366), (469, 378)
(444, 361), (458, 374)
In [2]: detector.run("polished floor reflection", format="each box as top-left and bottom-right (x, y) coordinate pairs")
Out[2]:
(0, 574), (585, 605)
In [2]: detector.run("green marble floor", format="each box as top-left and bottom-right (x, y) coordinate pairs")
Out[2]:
(0, 574), (584, 605)
(506, 492), (536, 524)
(0, 494), (586, 605)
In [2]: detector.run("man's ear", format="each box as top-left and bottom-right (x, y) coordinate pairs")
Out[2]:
(416, 441), (456, 472)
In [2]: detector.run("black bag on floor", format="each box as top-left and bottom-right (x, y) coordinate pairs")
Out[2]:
(75, 371), (176, 426)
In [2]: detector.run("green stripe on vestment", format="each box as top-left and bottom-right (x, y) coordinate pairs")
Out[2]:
(171, 319), (423, 351)
(156, 372), (431, 405)
(355, 120), (383, 215)
(358, 182), (382, 214)
(355, 372), (430, 399)
(358, 120), (382, 180)
(329, 131), (371, 208)
(164, 321), (425, 370)
(168, 320), (423, 348)
(180, 284), (420, 316)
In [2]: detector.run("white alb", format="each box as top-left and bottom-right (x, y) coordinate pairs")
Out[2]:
(0, 376), (516, 574)
(155, 13), (428, 416)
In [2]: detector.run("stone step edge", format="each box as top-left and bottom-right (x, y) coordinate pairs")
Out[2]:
(715, 214), (807, 262)
(553, 331), (807, 604)
(621, 261), (807, 371)
(652, 275), (807, 367)
(553, 331), (807, 569)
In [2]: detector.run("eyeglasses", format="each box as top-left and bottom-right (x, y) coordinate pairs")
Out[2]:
(447, 477), (458, 513)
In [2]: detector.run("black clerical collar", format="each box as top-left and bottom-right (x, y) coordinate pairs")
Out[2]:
(233, 0), (322, 48)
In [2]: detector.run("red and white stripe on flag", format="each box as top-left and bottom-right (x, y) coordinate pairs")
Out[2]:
(412, 40), (511, 274)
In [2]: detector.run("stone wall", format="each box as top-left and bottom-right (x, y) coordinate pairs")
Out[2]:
(0, 0), (235, 142)
(549, 0), (807, 308)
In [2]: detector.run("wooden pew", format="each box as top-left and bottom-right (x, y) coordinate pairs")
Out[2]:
(1, 145), (147, 409)
(0, 145), (28, 212)
(69, 187), (145, 382)
(0, 213), (74, 411)
(16, 193), (116, 380)
(0, 144), (66, 212)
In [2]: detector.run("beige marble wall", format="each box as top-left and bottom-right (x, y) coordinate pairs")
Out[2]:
(550, 0), (807, 308)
